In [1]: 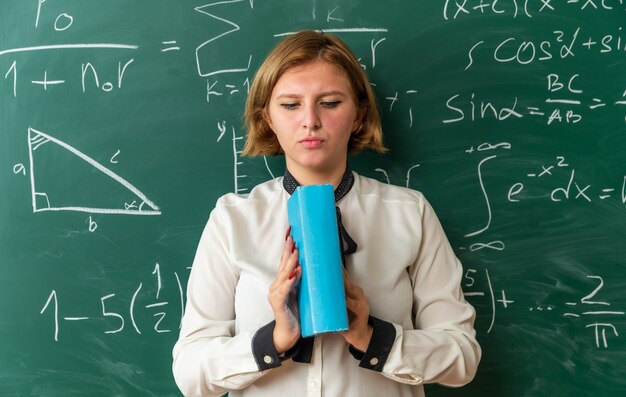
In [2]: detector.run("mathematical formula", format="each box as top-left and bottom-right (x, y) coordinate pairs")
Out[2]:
(442, 73), (626, 125)
(444, 0), (626, 20)
(40, 263), (187, 341)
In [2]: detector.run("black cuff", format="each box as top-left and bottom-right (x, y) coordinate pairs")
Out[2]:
(251, 320), (282, 370)
(282, 337), (305, 362)
(252, 321), (310, 370)
(292, 336), (314, 363)
(348, 315), (396, 372)
(348, 344), (365, 360)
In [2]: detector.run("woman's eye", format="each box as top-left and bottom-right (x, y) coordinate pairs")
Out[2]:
(320, 101), (341, 108)
(280, 103), (298, 110)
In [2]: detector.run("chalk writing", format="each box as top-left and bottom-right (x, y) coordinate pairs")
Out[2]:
(206, 75), (250, 102)
(195, 0), (253, 78)
(563, 275), (625, 348)
(446, 1), (625, 20)
(384, 89), (419, 127)
(39, 263), (187, 341)
(464, 143), (512, 238)
(463, 268), (513, 334)
(370, 164), (422, 189)
(464, 25), (626, 71)
(1, 55), (137, 96)
(26, 127), (161, 215)
(36, 0), (74, 31)
(232, 125), (246, 194)
(161, 41), (180, 52)
(0, 44), (139, 58)
(509, 156), (626, 204)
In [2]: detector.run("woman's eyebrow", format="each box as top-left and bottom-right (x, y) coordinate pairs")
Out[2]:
(275, 91), (348, 100)
(275, 93), (302, 100)
(318, 90), (347, 97)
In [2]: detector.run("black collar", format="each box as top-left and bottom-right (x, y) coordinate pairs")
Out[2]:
(282, 166), (354, 202)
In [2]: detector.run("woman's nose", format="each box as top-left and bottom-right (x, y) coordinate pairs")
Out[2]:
(302, 104), (321, 130)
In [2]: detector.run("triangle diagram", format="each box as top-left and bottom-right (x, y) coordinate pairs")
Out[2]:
(27, 127), (161, 215)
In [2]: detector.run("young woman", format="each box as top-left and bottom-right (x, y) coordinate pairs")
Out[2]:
(173, 30), (481, 397)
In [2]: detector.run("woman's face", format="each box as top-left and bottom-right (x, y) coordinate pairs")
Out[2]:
(265, 60), (360, 180)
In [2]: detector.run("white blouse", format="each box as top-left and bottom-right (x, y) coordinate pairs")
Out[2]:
(172, 172), (481, 397)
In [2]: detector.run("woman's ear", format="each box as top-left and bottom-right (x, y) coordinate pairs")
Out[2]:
(352, 104), (366, 132)
(263, 109), (274, 131)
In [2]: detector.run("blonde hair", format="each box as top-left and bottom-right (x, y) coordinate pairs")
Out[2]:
(242, 30), (387, 156)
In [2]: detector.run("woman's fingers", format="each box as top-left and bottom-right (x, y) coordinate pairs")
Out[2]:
(341, 270), (373, 351)
(284, 225), (292, 242)
(279, 238), (299, 277)
(279, 236), (292, 271)
(343, 269), (364, 300)
(270, 227), (301, 310)
(268, 226), (303, 354)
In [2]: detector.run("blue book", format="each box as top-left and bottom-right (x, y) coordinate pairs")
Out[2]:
(288, 184), (349, 337)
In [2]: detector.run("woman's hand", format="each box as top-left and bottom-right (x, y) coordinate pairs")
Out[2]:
(342, 268), (373, 352)
(267, 227), (302, 354)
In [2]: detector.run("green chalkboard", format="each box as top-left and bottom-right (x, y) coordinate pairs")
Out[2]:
(2, 1), (626, 396)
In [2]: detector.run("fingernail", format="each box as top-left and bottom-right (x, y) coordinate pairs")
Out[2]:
(289, 265), (300, 280)
(285, 225), (291, 241)
(291, 242), (296, 253)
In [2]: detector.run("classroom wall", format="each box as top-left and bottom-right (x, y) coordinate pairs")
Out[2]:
(1, 1), (625, 396)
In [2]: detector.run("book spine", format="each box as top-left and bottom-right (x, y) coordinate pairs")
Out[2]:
(288, 184), (348, 337)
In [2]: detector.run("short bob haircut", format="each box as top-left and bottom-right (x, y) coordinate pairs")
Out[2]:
(242, 30), (387, 156)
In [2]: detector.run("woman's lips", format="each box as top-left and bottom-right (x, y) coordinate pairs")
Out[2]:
(299, 137), (324, 149)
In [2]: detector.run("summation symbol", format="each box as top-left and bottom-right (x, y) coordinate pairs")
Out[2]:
(194, 0), (253, 78)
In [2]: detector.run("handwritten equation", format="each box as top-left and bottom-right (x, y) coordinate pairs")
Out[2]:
(442, 73), (626, 125)
(530, 275), (626, 348)
(464, 268), (513, 334)
(562, 275), (625, 348)
(462, 272), (625, 348)
(511, 156), (626, 204)
(464, 26), (626, 68)
(39, 263), (187, 341)
(0, 1), (139, 95)
(444, 0), (626, 20)
(462, 143), (626, 205)
(451, 140), (625, 349)
(457, 234), (623, 350)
